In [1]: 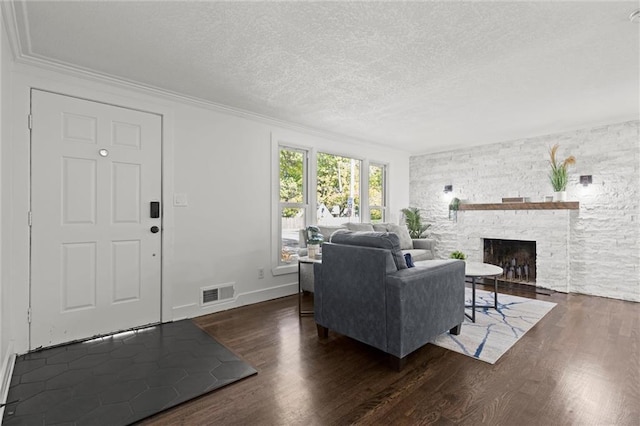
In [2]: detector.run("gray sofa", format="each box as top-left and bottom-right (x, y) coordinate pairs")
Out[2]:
(310, 223), (437, 261)
(342, 222), (435, 261)
(298, 222), (435, 290)
(313, 230), (465, 370)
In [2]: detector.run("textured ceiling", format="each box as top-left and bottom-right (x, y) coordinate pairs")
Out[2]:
(6, 1), (640, 154)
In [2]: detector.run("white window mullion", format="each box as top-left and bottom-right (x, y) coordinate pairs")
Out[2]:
(308, 148), (317, 226)
(361, 159), (370, 222)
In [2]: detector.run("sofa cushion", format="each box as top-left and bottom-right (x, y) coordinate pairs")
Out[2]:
(386, 224), (413, 250)
(318, 225), (347, 241)
(372, 223), (388, 232)
(330, 230), (408, 270)
(344, 222), (375, 232)
(370, 223), (413, 251)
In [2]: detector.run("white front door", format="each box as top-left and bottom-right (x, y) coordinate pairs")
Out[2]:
(30, 90), (162, 349)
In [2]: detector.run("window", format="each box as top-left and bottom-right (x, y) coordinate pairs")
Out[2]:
(278, 146), (308, 264)
(316, 153), (361, 226)
(273, 137), (389, 274)
(369, 163), (386, 223)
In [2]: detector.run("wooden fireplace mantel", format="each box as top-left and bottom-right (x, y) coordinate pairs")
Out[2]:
(459, 201), (579, 211)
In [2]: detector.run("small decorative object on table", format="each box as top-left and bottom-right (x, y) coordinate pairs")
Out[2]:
(450, 250), (466, 260)
(502, 197), (530, 203)
(548, 143), (576, 201)
(306, 226), (324, 259)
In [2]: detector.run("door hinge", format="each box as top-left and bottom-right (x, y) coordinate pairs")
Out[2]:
(27, 307), (32, 324)
(28, 114), (33, 130)
(28, 211), (32, 226)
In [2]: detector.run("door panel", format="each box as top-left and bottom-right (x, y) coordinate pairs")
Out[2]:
(30, 90), (162, 349)
(62, 157), (97, 224)
(62, 112), (97, 143)
(112, 162), (141, 223)
(112, 240), (141, 303)
(61, 242), (97, 311)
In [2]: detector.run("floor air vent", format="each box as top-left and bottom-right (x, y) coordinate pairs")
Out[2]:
(201, 284), (235, 306)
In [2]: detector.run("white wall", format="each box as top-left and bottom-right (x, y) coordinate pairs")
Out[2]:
(0, 4), (16, 405)
(410, 121), (640, 302)
(0, 3), (5, 360)
(2, 62), (410, 354)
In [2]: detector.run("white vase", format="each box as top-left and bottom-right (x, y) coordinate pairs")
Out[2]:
(553, 191), (567, 202)
(307, 244), (319, 259)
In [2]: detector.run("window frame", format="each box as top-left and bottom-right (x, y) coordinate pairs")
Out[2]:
(271, 138), (316, 276)
(315, 150), (364, 225)
(271, 134), (390, 276)
(278, 146), (308, 267)
(368, 162), (388, 223)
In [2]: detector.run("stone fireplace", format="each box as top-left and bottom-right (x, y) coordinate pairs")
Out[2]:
(452, 203), (578, 293)
(483, 238), (536, 285)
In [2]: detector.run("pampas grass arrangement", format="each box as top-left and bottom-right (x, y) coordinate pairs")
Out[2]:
(548, 143), (576, 192)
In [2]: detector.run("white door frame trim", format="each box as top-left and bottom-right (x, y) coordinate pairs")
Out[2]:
(7, 65), (176, 355)
(28, 88), (164, 349)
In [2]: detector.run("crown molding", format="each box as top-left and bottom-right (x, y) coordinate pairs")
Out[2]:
(1, 0), (24, 60)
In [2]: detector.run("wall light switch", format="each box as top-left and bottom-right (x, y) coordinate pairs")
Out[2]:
(173, 193), (188, 207)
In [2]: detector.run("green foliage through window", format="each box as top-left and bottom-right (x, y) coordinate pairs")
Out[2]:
(317, 153), (360, 219)
(279, 148), (304, 203)
(369, 164), (385, 222)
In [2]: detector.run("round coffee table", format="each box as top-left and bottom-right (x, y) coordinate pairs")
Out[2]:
(465, 262), (503, 323)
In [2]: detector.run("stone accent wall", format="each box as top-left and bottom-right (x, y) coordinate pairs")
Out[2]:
(410, 120), (639, 302)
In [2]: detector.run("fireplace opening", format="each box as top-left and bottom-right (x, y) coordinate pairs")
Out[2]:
(483, 238), (536, 285)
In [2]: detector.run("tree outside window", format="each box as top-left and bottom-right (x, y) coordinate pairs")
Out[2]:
(316, 153), (361, 225)
(369, 163), (386, 223)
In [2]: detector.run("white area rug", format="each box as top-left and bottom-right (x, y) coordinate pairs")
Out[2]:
(431, 289), (556, 364)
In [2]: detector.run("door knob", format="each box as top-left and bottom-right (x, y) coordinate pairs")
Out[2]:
(150, 226), (159, 233)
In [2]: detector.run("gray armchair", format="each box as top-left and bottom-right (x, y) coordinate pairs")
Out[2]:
(313, 230), (465, 370)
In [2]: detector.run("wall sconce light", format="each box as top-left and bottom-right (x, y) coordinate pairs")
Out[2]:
(444, 185), (453, 193)
(580, 175), (593, 186)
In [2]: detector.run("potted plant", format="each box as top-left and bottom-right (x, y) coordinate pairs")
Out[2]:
(548, 143), (576, 201)
(400, 207), (430, 238)
(449, 197), (460, 221)
(306, 226), (324, 259)
(450, 250), (466, 260)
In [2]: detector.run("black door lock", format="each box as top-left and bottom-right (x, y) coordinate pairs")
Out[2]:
(150, 201), (160, 218)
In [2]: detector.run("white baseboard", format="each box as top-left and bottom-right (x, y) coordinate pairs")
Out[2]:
(0, 342), (16, 419)
(171, 303), (199, 321)
(171, 282), (298, 320)
(236, 282), (298, 307)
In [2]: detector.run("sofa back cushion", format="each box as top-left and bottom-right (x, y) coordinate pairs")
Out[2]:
(318, 225), (347, 241)
(344, 222), (375, 232)
(372, 223), (413, 250)
(330, 230), (408, 270)
(387, 224), (413, 250)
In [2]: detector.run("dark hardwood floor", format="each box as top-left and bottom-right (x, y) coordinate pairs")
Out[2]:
(143, 287), (639, 425)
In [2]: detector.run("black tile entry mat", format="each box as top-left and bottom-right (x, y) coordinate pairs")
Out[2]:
(3, 320), (257, 425)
